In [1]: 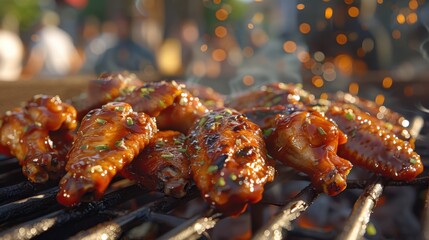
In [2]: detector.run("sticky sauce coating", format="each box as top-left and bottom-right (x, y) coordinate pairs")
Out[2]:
(57, 102), (157, 207)
(187, 108), (275, 216)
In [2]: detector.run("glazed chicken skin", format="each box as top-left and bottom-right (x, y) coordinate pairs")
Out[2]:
(325, 104), (423, 181)
(115, 80), (183, 117)
(265, 111), (352, 196)
(73, 72), (143, 119)
(121, 131), (190, 198)
(57, 102), (157, 207)
(187, 108), (275, 216)
(226, 82), (315, 111)
(0, 95), (77, 183)
(182, 82), (225, 110)
(156, 91), (209, 133)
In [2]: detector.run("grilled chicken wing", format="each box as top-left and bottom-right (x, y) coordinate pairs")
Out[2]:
(265, 111), (352, 196)
(156, 91), (209, 133)
(57, 102), (157, 207)
(73, 72), (143, 119)
(183, 82), (225, 110)
(115, 80), (183, 117)
(0, 95), (77, 182)
(121, 131), (190, 198)
(226, 82), (315, 111)
(187, 108), (275, 216)
(325, 104), (423, 181)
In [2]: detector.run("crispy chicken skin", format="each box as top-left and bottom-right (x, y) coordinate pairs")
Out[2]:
(57, 102), (157, 207)
(156, 91), (209, 133)
(325, 104), (423, 181)
(73, 72), (143, 119)
(226, 82), (315, 111)
(121, 131), (190, 198)
(115, 80), (183, 117)
(187, 108), (275, 216)
(183, 82), (225, 110)
(0, 95), (77, 182)
(266, 111), (352, 196)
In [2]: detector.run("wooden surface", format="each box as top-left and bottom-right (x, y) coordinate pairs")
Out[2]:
(0, 75), (94, 114)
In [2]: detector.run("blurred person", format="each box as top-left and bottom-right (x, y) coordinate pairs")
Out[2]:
(94, 14), (156, 74)
(22, 11), (82, 79)
(0, 15), (24, 81)
(80, 18), (117, 74)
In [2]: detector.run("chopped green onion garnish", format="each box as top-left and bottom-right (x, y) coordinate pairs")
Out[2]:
(230, 173), (237, 181)
(207, 165), (218, 173)
(272, 96), (282, 104)
(317, 127), (327, 135)
(34, 121), (42, 127)
(115, 139), (126, 149)
(366, 222), (377, 236)
(115, 106), (125, 112)
(217, 177), (226, 187)
(159, 100), (166, 108)
(198, 117), (207, 127)
(178, 147), (187, 153)
(410, 157), (418, 165)
(263, 128), (273, 138)
(173, 138), (182, 145)
(161, 153), (174, 159)
(95, 145), (109, 151)
(105, 93), (112, 100)
(140, 87), (155, 96)
(126, 117), (134, 125)
(23, 126), (29, 133)
(345, 111), (355, 120)
(96, 118), (107, 125)
(214, 115), (223, 121)
(224, 109), (232, 115)
(80, 144), (89, 150)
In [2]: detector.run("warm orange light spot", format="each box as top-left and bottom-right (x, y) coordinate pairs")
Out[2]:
(200, 44), (208, 52)
(297, 3), (305, 10)
(404, 85), (414, 96)
(344, 0), (354, 4)
(382, 77), (393, 88)
(320, 92), (328, 100)
(335, 54), (353, 76)
(392, 30), (401, 39)
(407, 13), (418, 24)
(213, 0), (221, 4)
(215, 26), (227, 38)
(336, 34), (348, 45)
(377, 0), (383, 4)
(216, 8), (229, 21)
(252, 13), (264, 24)
(243, 47), (254, 58)
(212, 49), (227, 62)
(357, 48), (365, 57)
(297, 50), (310, 63)
(312, 76), (324, 88)
(299, 23), (311, 34)
(375, 94), (385, 105)
(243, 75), (254, 86)
(348, 7), (359, 17)
(397, 14), (405, 24)
(349, 82), (359, 95)
(409, 0), (418, 10)
(325, 7), (333, 19)
(283, 41), (297, 53)
(248, 23), (254, 29)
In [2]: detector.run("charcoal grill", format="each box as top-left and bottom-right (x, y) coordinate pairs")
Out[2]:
(0, 114), (427, 240)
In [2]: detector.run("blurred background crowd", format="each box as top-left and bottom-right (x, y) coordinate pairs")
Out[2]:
(0, 0), (428, 98)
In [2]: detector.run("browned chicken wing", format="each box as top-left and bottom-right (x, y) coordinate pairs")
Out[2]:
(0, 95), (77, 182)
(226, 82), (315, 111)
(187, 108), (275, 216)
(156, 91), (209, 133)
(265, 111), (352, 196)
(183, 82), (225, 110)
(121, 130), (190, 198)
(325, 104), (423, 181)
(57, 102), (157, 207)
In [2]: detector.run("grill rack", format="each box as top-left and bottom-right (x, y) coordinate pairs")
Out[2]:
(0, 118), (427, 239)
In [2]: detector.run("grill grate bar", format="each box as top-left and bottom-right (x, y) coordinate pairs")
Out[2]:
(0, 187), (58, 224)
(336, 176), (384, 240)
(0, 157), (18, 174)
(252, 184), (319, 240)
(0, 181), (56, 205)
(0, 184), (145, 240)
